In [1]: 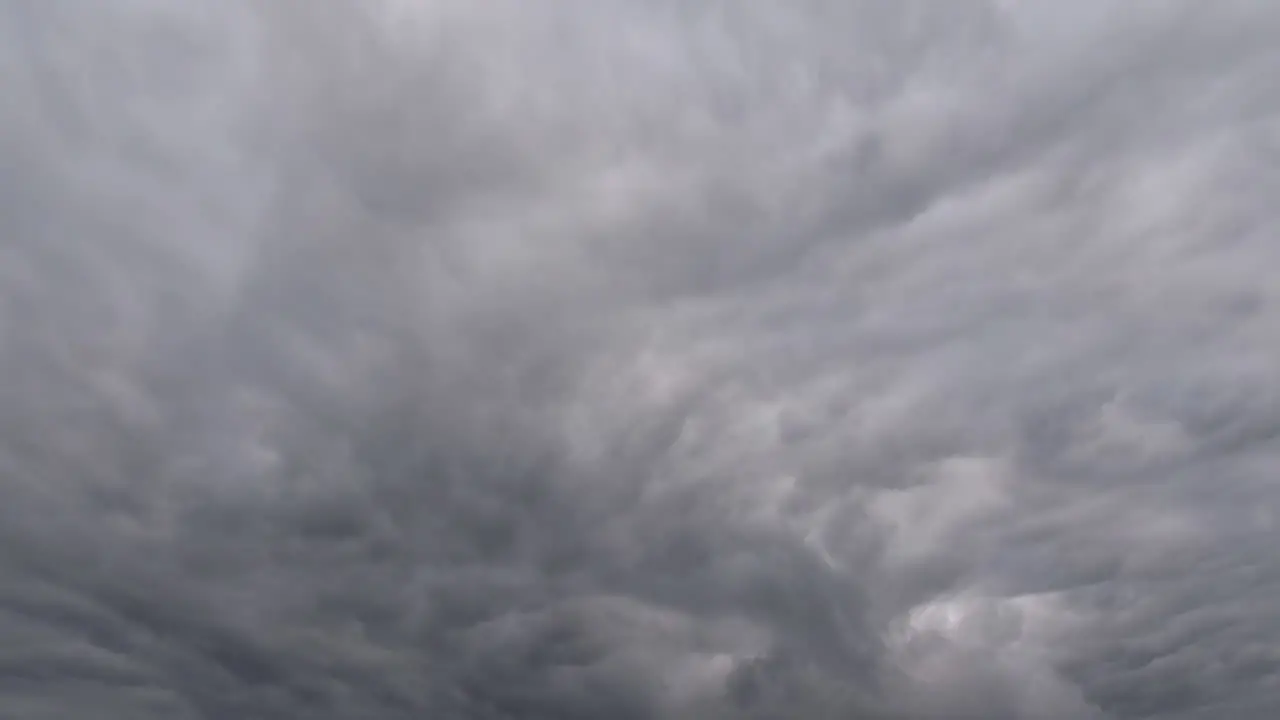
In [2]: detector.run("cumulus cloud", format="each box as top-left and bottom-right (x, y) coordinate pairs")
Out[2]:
(3, 0), (1280, 717)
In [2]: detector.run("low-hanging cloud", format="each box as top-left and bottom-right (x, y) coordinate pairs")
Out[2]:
(3, 1), (1280, 717)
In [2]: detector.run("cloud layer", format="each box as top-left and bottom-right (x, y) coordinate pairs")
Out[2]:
(4, 1), (1280, 717)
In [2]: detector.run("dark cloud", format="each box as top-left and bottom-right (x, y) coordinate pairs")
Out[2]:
(3, 1), (1280, 717)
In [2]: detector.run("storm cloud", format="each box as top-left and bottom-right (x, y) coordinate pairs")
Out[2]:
(3, 1), (1280, 717)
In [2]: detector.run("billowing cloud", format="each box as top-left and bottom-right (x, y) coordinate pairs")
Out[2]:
(3, 1), (1280, 717)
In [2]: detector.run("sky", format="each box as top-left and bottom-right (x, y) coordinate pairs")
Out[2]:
(3, 1), (1280, 717)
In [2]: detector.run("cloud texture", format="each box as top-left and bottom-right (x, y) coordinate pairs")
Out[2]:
(3, 1), (1280, 717)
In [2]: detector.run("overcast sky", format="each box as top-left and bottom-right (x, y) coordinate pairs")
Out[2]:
(3, 1), (1280, 717)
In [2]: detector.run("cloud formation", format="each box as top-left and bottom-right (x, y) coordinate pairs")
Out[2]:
(3, 1), (1280, 717)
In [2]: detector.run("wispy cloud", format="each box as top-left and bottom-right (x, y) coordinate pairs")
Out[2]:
(3, 1), (1280, 717)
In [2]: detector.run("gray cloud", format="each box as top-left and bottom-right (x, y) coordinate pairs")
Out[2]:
(3, 0), (1280, 717)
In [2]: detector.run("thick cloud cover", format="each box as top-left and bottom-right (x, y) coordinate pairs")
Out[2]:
(3, 1), (1280, 717)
